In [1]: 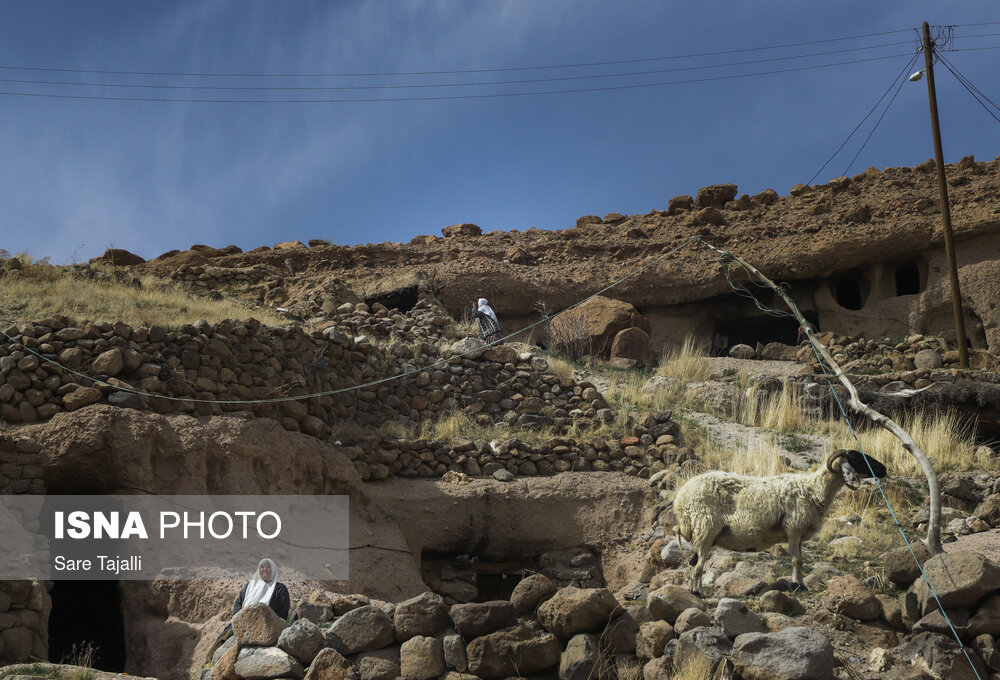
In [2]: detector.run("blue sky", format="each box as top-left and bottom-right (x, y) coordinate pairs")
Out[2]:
(1, 2), (998, 264)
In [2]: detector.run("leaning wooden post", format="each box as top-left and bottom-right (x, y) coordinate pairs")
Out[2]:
(694, 238), (942, 555)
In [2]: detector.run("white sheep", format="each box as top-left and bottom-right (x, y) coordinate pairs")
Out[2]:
(667, 448), (887, 593)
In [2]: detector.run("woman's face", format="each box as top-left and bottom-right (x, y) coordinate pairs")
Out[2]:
(259, 561), (273, 581)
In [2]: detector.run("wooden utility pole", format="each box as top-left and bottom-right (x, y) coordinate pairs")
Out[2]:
(922, 21), (969, 367)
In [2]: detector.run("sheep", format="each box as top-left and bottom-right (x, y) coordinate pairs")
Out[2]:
(668, 448), (887, 593)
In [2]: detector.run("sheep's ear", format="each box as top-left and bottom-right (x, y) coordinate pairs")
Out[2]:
(840, 461), (861, 489)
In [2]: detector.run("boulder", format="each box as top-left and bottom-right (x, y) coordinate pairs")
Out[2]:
(400, 635), (446, 680)
(449, 601), (516, 638)
(211, 644), (238, 680)
(610, 327), (651, 366)
(914, 348), (943, 369)
(510, 573), (558, 615)
(325, 605), (395, 654)
(667, 195), (693, 215)
(974, 494), (1000, 527)
(898, 632), (987, 680)
(352, 648), (400, 680)
(465, 624), (561, 678)
(729, 344), (756, 359)
(599, 610), (640, 654)
(715, 598), (767, 638)
(91, 349), (124, 376)
(968, 594), (1000, 636)
(884, 543), (931, 585)
(448, 337), (486, 360)
(912, 552), (1000, 615)
(442, 223), (482, 238)
(576, 215), (602, 228)
(648, 585), (704, 624)
(443, 634), (468, 672)
(304, 648), (352, 680)
(278, 619), (326, 665)
(732, 627), (835, 680)
(559, 634), (609, 680)
(636, 621), (675, 660)
(674, 627), (732, 670)
(232, 603), (287, 647)
(673, 607), (714, 634)
(695, 183), (739, 208)
(234, 647), (305, 680)
(63, 386), (103, 411)
(824, 575), (880, 621)
(536, 586), (622, 639)
(394, 592), (449, 641)
(642, 656), (673, 680)
(89, 248), (146, 266)
(760, 342), (799, 361)
(549, 295), (650, 358)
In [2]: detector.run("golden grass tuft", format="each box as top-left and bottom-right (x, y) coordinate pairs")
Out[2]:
(546, 356), (576, 381)
(657, 336), (712, 383)
(669, 654), (715, 680)
(1, 254), (286, 329)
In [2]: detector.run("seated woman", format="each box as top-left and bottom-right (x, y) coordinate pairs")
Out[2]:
(233, 558), (290, 620)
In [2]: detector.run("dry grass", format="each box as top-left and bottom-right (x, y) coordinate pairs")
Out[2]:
(657, 336), (712, 383)
(669, 654), (715, 680)
(546, 356), (576, 381)
(829, 408), (993, 476)
(1, 254), (286, 329)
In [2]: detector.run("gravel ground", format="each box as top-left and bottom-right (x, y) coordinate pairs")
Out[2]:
(705, 356), (807, 378)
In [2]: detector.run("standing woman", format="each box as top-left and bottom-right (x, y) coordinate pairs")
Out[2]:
(233, 558), (290, 620)
(473, 297), (503, 344)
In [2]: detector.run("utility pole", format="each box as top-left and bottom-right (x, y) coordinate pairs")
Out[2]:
(922, 21), (969, 367)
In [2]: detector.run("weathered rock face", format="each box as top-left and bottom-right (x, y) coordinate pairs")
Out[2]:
(465, 624), (562, 677)
(549, 296), (651, 357)
(912, 552), (1000, 614)
(535, 587), (621, 640)
(731, 627), (836, 680)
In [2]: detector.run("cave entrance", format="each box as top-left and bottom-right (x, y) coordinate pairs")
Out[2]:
(834, 277), (866, 310)
(712, 311), (818, 355)
(49, 580), (126, 671)
(364, 285), (419, 313)
(895, 260), (922, 296)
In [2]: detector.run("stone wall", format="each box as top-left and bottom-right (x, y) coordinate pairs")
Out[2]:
(0, 433), (49, 664)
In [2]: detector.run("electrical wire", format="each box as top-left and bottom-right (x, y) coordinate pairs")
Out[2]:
(807, 52), (920, 184)
(841, 51), (920, 177)
(0, 28), (917, 79)
(937, 53), (1000, 125)
(0, 41), (916, 93)
(0, 53), (914, 104)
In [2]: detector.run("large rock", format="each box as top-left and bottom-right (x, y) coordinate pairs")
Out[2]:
(647, 585), (705, 624)
(729, 343), (756, 359)
(400, 635), (446, 680)
(760, 342), (798, 361)
(898, 632), (987, 680)
(715, 598), (767, 638)
(62, 386), (103, 411)
(326, 605), (395, 654)
(536, 586), (622, 639)
(449, 601), (516, 638)
(600, 610), (640, 654)
(510, 573), (557, 615)
(278, 619), (326, 665)
(304, 648), (352, 680)
(674, 626), (732, 670)
(232, 603), (288, 647)
(90, 248), (146, 266)
(465, 624), (562, 677)
(974, 494), (1000, 527)
(610, 327), (651, 366)
(352, 648), (401, 680)
(695, 183), (739, 208)
(884, 543), (931, 585)
(211, 644), (238, 680)
(442, 223), (482, 238)
(395, 592), (449, 641)
(443, 634), (468, 672)
(448, 337), (486, 360)
(234, 647), (305, 680)
(968, 594), (1000, 636)
(912, 552), (1000, 615)
(559, 634), (609, 680)
(824, 575), (880, 621)
(732, 627), (835, 680)
(636, 621), (675, 660)
(549, 296), (650, 358)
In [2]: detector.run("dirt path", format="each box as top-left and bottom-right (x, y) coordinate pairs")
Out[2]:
(682, 410), (829, 469)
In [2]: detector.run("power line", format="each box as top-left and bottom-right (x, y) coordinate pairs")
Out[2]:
(807, 52), (920, 184)
(0, 28), (916, 79)
(0, 41), (916, 93)
(937, 53), (1000, 125)
(841, 52), (919, 177)
(0, 53), (915, 104)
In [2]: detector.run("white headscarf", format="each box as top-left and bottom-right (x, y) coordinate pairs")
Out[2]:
(477, 298), (498, 323)
(243, 558), (278, 608)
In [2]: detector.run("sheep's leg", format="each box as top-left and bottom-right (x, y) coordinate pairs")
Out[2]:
(788, 533), (807, 590)
(689, 529), (721, 596)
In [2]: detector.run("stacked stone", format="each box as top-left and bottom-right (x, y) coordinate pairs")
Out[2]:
(0, 580), (49, 664)
(207, 577), (848, 680)
(0, 434), (44, 495)
(800, 332), (998, 375)
(0, 307), (614, 451)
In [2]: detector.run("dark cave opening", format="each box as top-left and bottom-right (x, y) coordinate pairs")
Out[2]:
(49, 580), (126, 671)
(364, 285), (419, 313)
(712, 310), (819, 354)
(895, 261), (922, 296)
(474, 571), (525, 603)
(834, 277), (866, 310)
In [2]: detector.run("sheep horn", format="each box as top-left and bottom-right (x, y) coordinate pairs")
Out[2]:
(826, 449), (850, 474)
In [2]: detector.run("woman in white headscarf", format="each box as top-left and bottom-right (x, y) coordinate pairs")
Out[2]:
(473, 297), (503, 344)
(232, 558), (290, 620)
